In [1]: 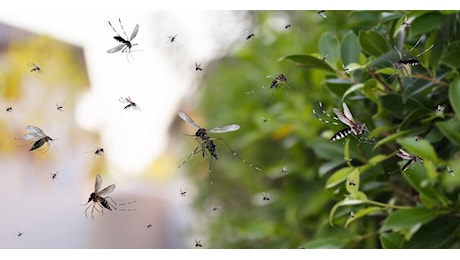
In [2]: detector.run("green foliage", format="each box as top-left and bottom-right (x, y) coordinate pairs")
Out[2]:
(181, 11), (460, 248)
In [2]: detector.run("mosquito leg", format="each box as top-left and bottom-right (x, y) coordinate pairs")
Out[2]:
(118, 18), (129, 40)
(108, 21), (121, 36)
(213, 137), (262, 171)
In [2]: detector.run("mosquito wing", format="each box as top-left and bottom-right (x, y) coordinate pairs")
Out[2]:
(333, 107), (354, 128)
(23, 133), (43, 140)
(209, 124), (240, 133)
(107, 44), (126, 53)
(98, 184), (116, 196)
(26, 125), (46, 136)
(130, 24), (139, 41)
(342, 103), (355, 122)
(396, 149), (414, 160)
(178, 112), (201, 129)
(94, 174), (102, 193)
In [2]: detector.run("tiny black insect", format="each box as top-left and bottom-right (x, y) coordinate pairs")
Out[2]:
(195, 63), (203, 71)
(107, 19), (140, 60)
(119, 96), (140, 111)
(29, 63), (42, 73)
(262, 192), (271, 201)
(168, 34), (177, 43)
(245, 30), (255, 40)
(195, 239), (203, 248)
(270, 74), (288, 89)
(18, 125), (56, 153)
(317, 10), (327, 19)
(284, 24), (291, 29)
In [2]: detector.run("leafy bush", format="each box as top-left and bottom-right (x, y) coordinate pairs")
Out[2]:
(181, 10), (460, 249)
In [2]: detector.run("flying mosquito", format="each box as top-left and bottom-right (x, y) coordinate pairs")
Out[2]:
(119, 96), (140, 111)
(18, 125), (56, 152)
(195, 63), (203, 71)
(269, 74), (288, 89)
(262, 192), (271, 201)
(317, 10), (327, 19)
(195, 239), (203, 248)
(56, 102), (64, 112)
(107, 19), (140, 59)
(313, 102), (369, 142)
(211, 205), (220, 212)
(178, 111), (261, 183)
(348, 178), (356, 186)
(396, 148), (423, 172)
(284, 24), (291, 29)
(5, 106), (13, 113)
(168, 34), (177, 43)
(29, 63), (42, 73)
(87, 147), (104, 160)
(81, 174), (117, 220)
(147, 224), (152, 228)
(393, 43), (434, 80)
(49, 171), (59, 181)
(245, 30), (255, 40)
(447, 166), (455, 176)
(281, 166), (288, 175)
(17, 231), (23, 237)
(180, 188), (188, 197)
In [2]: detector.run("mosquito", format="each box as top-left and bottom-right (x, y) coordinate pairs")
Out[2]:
(317, 10), (327, 19)
(262, 192), (271, 201)
(211, 205), (220, 212)
(180, 188), (188, 197)
(447, 166), (455, 176)
(349, 210), (355, 218)
(313, 102), (369, 142)
(49, 171), (59, 181)
(29, 63), (42, 73)
(269, 74), (288, 89)
(17, 231), (23, 237)
(195, 239), (203, 248)
(56, 102), (64, 112)
(284, 24), (291, 29)
(245, 30), (255, 40)
(195, 63), (203, 71)
(6, 106), (13, 112)
(348, 178), (356, 186)
(281, 166), (288, 175)
(147, 224), (152, 228)
(178, 111), (261, 183)
(168, 34), (177, 43)
(393, 43), (434, 80)
(396, 148), (423, 172)
(119, 96), (140, 111)
(321, 54), (329, 62)
(107, 19), (140, 59)
(18, 125), (56, 153)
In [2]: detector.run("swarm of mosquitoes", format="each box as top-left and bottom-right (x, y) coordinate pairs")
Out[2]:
(5, 13), (454, 247)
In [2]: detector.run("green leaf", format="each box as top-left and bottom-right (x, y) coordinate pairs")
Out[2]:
(325, 167), (355, 189)
(404, 217), (460, 249)
(381, 207), (439, 239)
(279, 54), (335, 73)
(436, 118), (460, 147)
(345, 207), (384, 228)
(319, 32), (340, 64)
(397, 137), (438, 162)
(301, 238), (346, 249)
(358, 30), (389, 57)
(373, 129), (422, 149)
(341, 30), (361, 66)
(380, 232), (405, 249)
(449, 78), (460, 119)
(409, 12), (446, 37)
(342, 83), (364, 101)
(329, 198), (365, 226)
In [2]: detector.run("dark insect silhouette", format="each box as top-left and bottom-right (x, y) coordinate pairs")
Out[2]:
(49, 171), (59, 181)
(281, 166), (288, 175)
(147, 224), (152, 228)
(56, 102), (64, 112)
(195, 239), (203, 248)
(317, 10), (327, 19)
(396, 148), (423, 172)
(6, 106), (13, 112)
(393, 43), (434, 80)
(107, 19), (140, 58)
(263, 192), (271, 201)
(180, 188), (188, 197)
(119, 96), (140, 111)
(195, 63), (203, 71)
(245, 30), (255, 40)
(168, 34), (177, 43)
(29, 62), (42, 73)
(81, 174), (116, 220)
(17, 231), (23, 237)
(284, 24), (291, 29)
(178, 111), (261, 183)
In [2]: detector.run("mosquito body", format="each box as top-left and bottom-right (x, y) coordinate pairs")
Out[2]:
(245, 30), (255, 40)
(178, 111), (261, 183)
(281, 166), (288, 175)
(396, 148), (423, 172)
(81, 174), (137, 220)
(29, 63), (41, 73)
(168, 34), (177, 43)
(284, 24), (291, 29)
(262, 192), (271, 201)
(180, 188), (188, 197)
(17, 231), (23, 237)
(107, 19), (140, 59)
(49, 171), (59, 181)
(270, 74), (288, 89)
(195, 63), (203, 71)
(119, 96), (140, 111)
(195, 239), (203, 248)
(147, 224), (152, 228)
(348, 178), (356, 186)
(19, 125), (56, 152)
(314, 102), (368, 142)
(56, 102), (64, 112)
(317, 10), (327, 19)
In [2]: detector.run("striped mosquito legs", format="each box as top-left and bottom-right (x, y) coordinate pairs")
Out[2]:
(312, 102), (339, 126)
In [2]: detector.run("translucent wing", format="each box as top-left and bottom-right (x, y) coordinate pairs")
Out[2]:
(333, 107), (354, 128)
(23, 133), (42, 140)
(107, 44), (126, 53)
(26, 125), (46, 136)
(178, 112), (201, 129)
(94, 174), (102, 193)
(396, 149), (413, 160)
(342, 103), (355, 122)
(209, 124), (240, 133)
(130, 24), (139, 41)
(98, 184), (116, 196)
